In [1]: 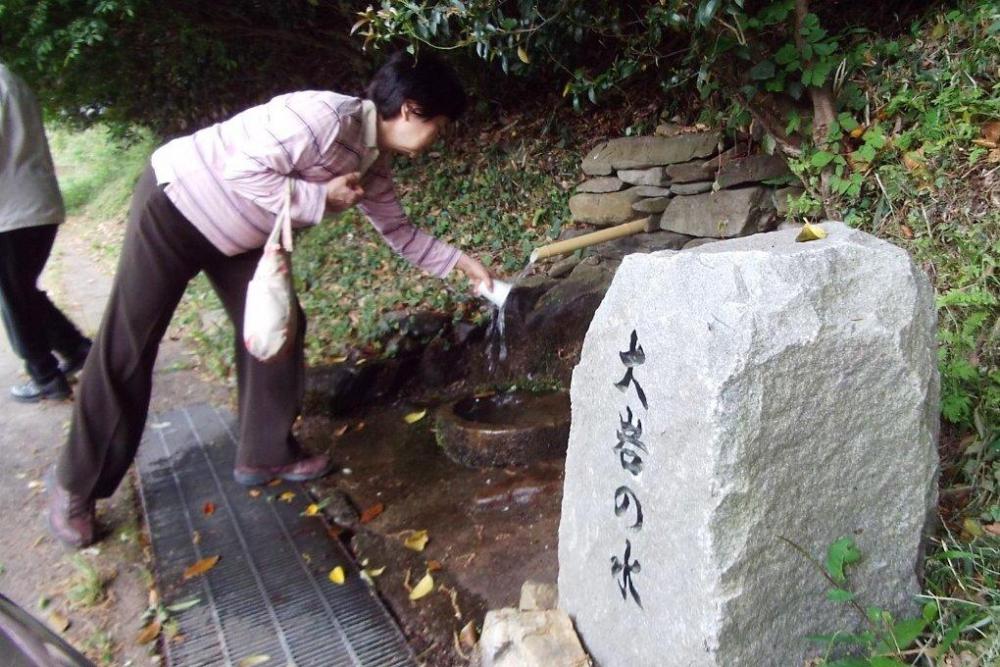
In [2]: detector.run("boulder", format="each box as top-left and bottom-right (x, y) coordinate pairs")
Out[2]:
(478, 609), (591, 667)
(519, 581), (559, 612)
(569, 187), (645, 226)
(617, 167), (669, 186)
(558, 223), (939, 666)
(659, 186), (769, 238)
(576, 176), (625, 194)
(582, 133), (719, 173)
(586, 231), (691, 262)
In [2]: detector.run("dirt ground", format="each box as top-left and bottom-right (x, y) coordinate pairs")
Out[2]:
(0, 217), (228, 666)
(299, 403), (563, 666)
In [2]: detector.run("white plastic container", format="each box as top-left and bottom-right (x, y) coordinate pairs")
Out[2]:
(477, 280), (512, 308)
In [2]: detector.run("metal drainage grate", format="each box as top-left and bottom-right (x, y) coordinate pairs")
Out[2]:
(135, 403), (416, 667)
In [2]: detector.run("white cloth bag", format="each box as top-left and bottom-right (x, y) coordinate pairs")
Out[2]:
(243, 180), (297, 362)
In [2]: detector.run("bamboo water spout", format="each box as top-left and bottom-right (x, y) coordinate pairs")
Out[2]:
(528, 217), (657, 264)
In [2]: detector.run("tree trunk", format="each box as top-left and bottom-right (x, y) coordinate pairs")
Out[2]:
(796, 0), (840, 217)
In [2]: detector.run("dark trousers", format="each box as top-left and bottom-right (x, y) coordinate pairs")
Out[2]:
(57, 167), (304, 500)
(0, 224), (88, 383)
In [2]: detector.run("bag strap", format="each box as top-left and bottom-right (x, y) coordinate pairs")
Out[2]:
(266, 179), (295, 252)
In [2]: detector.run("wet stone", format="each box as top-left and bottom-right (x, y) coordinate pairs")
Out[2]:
(548, 255), (582, 279)
(558, 223), (939, 666)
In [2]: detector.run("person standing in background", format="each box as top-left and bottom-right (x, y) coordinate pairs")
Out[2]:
(0, 61), (92, 402)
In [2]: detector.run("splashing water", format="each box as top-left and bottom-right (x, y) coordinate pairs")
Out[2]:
(485, 261), (535, 373)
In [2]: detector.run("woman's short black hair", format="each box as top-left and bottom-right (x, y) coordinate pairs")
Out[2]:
(366, 51), (466, 121)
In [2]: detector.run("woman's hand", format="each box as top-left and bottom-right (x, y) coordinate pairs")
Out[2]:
(325, 172), (365, 212)
(455, 253), (494, 295)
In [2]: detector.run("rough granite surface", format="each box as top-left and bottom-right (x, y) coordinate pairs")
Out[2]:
(558, 223), (939, 666)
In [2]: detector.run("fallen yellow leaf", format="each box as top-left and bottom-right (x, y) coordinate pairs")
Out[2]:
(963, 517), (985, 538)
(278, 491), (295, 503)
(329, 566), (346, 585)
(403, 410), (427, 424)
(304, 504), (320, 516)
(404, 530), (429, 552)
(795, 223), (827, 242)
(48, 611), (69, 633)
(365, 566), (386, 577)
(237, 656), (272, 667)
(331, 355), (348, 363)
(409, 572), (434, 600)
(136, 621), (161, 645)
(183, 555), (220, 580)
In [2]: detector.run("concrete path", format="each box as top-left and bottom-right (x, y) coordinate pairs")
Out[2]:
(0, 216), (229, 665)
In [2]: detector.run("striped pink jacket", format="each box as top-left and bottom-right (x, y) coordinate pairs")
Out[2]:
(150, 91), (461, 278)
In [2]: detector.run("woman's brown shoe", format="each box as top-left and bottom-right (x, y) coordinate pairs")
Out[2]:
(46, 472), (97, 548)
(233, 452), (334, 487)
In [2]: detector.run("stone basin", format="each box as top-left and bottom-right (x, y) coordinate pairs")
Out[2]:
(435, 390), (571, 468)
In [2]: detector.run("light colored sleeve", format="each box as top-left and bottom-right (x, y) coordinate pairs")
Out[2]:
(221, 93), (337, 225)
(357, 162), (462, 279)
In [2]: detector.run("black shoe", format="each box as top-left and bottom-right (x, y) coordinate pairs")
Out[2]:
(57, 339), (92, 377)
(10, 374), (71, 403)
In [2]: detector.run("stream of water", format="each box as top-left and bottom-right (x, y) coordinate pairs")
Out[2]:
(485, 261), (535, 373)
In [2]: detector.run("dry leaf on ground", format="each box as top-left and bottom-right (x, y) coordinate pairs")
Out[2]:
(202, 501), (215, 516)
(409, 573), (434, 600)
(427, 560), (443, 572)
(404, 530), (429, 552)
(360, 502), (385, 524)
(334, 424), (350, 437)
(329, 566), (346, 585)
(237, 655), (272, 667)
(303, 503), (320, 516)
(183, 555), (220, 580)
(249, 489), (262, 498)
(278, 491), (295, 503)
(403, 410), (427, 424)
(459, 620), (478, 649)
(137, 621), (161, 645)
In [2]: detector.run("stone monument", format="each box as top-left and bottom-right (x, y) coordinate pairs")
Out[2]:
(558, 222), (939, 666)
